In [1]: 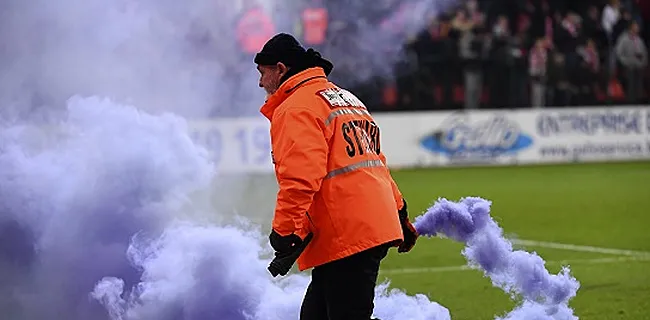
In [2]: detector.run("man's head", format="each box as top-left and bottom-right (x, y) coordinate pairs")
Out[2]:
(254, 33), (333, 96)
(567, 12), (581, 25)
(257, 63), (288, 96)
(630, 21), (640, 35)
(497, 15), (508, 27)
(255, 34), (302, 95)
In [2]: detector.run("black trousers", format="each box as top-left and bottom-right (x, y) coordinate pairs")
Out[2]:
(299, 243), (390, 320)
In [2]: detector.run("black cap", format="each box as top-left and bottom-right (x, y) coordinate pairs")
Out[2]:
(254, 33), (333, 75)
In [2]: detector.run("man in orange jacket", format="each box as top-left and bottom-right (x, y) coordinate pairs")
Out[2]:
(255, 33), (419, 319)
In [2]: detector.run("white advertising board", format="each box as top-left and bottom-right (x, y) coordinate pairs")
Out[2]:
(373, 106), (650, 168)
(519, 107), (650, 164)
(373, 110), (531, 167)
(187, 106), (650, 173)
(189, 115), (273, 173)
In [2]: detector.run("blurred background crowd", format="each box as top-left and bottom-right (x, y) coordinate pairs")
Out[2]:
(231, 0), (650, 113)
(3, 0), (647, 119)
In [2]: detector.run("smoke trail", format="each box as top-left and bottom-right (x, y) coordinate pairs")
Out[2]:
(92, 221), (452, 320)
(325, 0), (459, 86)
(414, 197), (581, 320)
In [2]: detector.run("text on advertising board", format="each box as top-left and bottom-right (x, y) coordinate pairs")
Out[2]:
(420, 115), (533, 160)
(537, 109), (644, 136)
(190, 124), (271, 168)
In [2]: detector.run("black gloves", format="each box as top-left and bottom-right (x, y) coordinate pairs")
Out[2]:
(269, 229), (303, 256)
(397, 199), (419, 253)
(268, 229), (313, 277)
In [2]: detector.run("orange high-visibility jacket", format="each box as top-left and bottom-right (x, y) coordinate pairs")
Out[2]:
(260, 67), (405, 271)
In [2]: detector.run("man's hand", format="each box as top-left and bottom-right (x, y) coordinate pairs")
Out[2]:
(269, 229), (303, 255)
(398, 219), (419, 253)
(268, 230), (313, 277)
(398, 199), (419, 253)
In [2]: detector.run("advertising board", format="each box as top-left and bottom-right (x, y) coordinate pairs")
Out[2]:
(187, 106), (650, 173)
(517, 106), (650, 164)
(189, 115), (273, 173)
(373, 111), (536, 167)
(374, 106), (650, 168)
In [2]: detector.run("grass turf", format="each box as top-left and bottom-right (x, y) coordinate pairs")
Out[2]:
(379, 161), (650, 320)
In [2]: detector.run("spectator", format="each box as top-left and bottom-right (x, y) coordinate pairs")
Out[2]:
(434, 16), (456, 108)
(639, 0), (650, 24)
(612, 8), (634, 44)
(451, 9), (474, 33)
(556, 12), (581, 54)
(625, 0), (644, 28)
(530, 37), (549, 107)
(508, 15), (533, 107)
(466, 0), (485, 28)
(460, 27), (488, 109)
(602, 0), (622, 39)
(488, 15), (511, 107)
(529, 0), (554, 40)
(609, 8), (635, 83)
(286, 0), (650, 112)
(493, 15), (510, 39)
(519, 0), (537, 19)
(546, 51), (574, 106)
(577, 38), (601, 104)
(638, 0), (650, 43)
(615, 21), (647, 103)
(298, 0), (328, 49)
(583, 5), (607, 50)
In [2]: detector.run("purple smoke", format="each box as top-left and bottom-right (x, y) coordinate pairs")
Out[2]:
(1, 95), (579, 319)
(0, 96), (213, 319)
(0, 96), (451, 320)
(0, 0), (461, 121)
(414, 197), (581, 319)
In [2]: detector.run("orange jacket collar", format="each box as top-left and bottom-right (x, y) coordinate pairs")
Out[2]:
(260, 67), (328, 120)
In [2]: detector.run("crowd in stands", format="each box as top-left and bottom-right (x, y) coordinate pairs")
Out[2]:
(10, 0), (648, 118)
(239, 0), (649, 112)
(351, 0), (650, 111)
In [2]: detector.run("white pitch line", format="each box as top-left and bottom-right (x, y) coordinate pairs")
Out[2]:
(380, 255), (650, 276)
(511, 239), (650, 257)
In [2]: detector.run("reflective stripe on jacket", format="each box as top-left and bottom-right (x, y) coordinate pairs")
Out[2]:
(260, 67), (404, 270)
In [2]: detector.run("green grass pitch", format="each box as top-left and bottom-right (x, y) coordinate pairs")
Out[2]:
(379, 161), (650, 320)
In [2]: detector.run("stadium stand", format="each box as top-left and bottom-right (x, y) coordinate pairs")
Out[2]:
(289, 0), (649, 112)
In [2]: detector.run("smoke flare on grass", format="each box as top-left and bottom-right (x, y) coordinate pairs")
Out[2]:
(414, 197), (581, 320)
